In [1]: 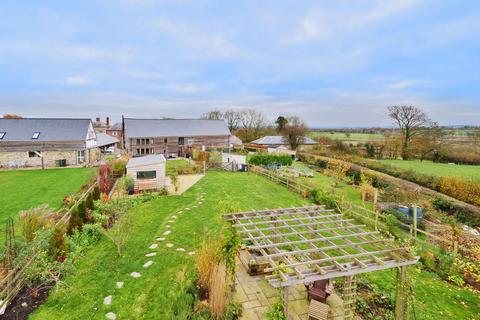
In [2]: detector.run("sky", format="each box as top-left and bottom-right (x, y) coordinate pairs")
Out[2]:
(0, 0), (479, 127)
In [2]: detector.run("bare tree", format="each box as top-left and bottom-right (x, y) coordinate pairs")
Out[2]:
(412, 124), (445, 161)
(281, 116), (307, 150)
(223, 109), (241, 132)
(201, 110), (223, 120)
(3, 114), (23, 118)
(239, 109), (266, 142)
(388, 105), (432, 160)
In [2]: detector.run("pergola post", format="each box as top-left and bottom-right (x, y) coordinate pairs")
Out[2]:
(281, 286), (290, 318)
(395, 266), (408, 320)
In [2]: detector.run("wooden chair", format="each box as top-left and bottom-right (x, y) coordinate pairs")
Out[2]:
(307, 280), (330, 303)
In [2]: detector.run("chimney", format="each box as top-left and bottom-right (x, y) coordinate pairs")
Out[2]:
(106, 117), (110, 127)
(96, 117), (100, 123)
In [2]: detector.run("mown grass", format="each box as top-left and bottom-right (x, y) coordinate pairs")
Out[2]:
(0, 168), (95, 233)
(31, 171), (309, 319)
(30, 170), (480, 319)
(379, 159), (480, 180)
(166, 159), (190, 170)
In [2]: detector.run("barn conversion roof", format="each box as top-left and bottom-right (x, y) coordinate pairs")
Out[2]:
(126, 154), (166, 168)
(250, 135), (317, 146)
(123, 118), (230, 138)
(96, 132), (120, 147)
(0, 118), (93, 142)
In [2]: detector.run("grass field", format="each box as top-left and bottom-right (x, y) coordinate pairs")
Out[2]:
(308, 131), (384, 142)
(0, 168), (95, 233)
(31, 171), (479, 319)
(165, 159), (190, 170)
(379, 159), (480, 180)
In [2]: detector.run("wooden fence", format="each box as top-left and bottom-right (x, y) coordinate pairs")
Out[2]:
(0, 181), (98, 312)
(249, 164), (477, 261)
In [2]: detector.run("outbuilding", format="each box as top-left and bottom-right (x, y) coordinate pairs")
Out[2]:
(126, 155), (166, 192)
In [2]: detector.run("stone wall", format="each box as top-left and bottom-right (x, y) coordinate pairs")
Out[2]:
(0, 150), (78, 168)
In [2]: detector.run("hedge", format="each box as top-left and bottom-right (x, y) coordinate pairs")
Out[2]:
(247, 154), (293, 167)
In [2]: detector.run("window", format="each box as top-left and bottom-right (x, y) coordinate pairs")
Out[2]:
(112, 132), (117, 136)
(136, 148), (141, 155)
(164, 138), (167, 143)
(145, 138), (150, 145)
(28, 151), (41, 158)
(0, 132), (5, 139)
(178, 137), (184, 146)
(76, 150), (85, 163)
(32, 132), (40, 139)
(187, 138), (194, 145)
(137, 170), (156, 179)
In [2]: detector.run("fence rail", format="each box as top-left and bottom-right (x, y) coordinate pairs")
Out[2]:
(250, 164), (477, 261)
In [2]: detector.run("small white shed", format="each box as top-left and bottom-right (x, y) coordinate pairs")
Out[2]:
(222, 153), (247, 171)
(126, 155), (166, 192)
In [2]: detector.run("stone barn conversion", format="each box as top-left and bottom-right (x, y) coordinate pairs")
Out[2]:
(0, 118), (98, 168)
(123, 118), (231, 158)
(126, 154), (166, 192)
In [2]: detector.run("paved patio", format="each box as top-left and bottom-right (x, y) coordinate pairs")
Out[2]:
(234, 259), (310, 320)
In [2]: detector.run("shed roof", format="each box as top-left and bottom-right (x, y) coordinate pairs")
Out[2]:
(250, 135), (317, 145)
(124, 118), (230, 138)
(126, 154), (166, 168)
(96, 132), (120, 147)
(0, 118), (93, 142)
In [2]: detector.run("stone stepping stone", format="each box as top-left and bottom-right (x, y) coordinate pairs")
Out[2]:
(168, 220), (175, 223)
(188, 251), (195, 256)
(146, 252), (157, 257)
(149, 244), (158, 249)
(185, 208), (191, 210)
(166, 225), (170, 228)
(106, 312), (117, 320)
(156, 237), (165, 241)
(116, 282), (124, 289)
(192, 205), (198, 208)
(166, 243), (174, 248)
(163, 230), (171, 236)
(176, 248), (185, 252)
(103, 295), (112, 305)
(143, 260), (153, 268)
(130, 272), (141, 278)
(172, 215), (177, 219)
(178, 211), (183, 214)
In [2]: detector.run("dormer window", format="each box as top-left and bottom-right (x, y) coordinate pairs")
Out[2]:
(0, 132), (5, 139)
(32, 132), (40, 139)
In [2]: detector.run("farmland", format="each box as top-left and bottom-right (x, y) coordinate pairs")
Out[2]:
(378, 159), (480, 180)
(308, 131), (384, 142)
(0, 168), (95, 232)
(31, 170), (480, 319)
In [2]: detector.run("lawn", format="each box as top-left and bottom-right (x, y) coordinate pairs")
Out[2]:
(308, 131), (384, 142)
(166, 159), (190, 170)
(31, 170), (480, 319)
(0, 168), (95, 233)
(378, 159), (480, 180)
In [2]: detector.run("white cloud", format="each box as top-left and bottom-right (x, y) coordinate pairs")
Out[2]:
(66, 76), (93, 85)
(386, 79), (422, 90)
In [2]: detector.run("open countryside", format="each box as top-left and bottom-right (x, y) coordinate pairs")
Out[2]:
(1, 2), (480, 320)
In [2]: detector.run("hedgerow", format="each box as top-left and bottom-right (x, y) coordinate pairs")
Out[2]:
(247, 154), (292, 166)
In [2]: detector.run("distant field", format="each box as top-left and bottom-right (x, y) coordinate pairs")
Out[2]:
(308, 131), (384, 142)
(379, 159), (480, 180)
(0, 168), (95, 233)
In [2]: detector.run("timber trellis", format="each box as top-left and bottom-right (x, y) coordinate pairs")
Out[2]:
(224, 205), (418, 319)
(249, 164), (477, 262)
(0, 181), (98, 312)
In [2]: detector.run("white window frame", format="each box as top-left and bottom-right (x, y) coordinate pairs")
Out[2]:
(32, 132), (40, 139)
(76, 150), (86, 163)
(0, 132), (5, 139)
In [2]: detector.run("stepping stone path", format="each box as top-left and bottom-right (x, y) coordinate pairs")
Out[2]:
(166, 225), (170, 228)
(163, 231), (171, 236)
(168, 220), (174, 223)
(156, 237), (165, 241)
(146, 252), (156, 257)
(130, 272), (141, 278)
(166, 243), (174, 248)
(188, 251), (195, 256)
(143, 260), (153, 268)
(106, 312), (117, 320)
(116, 282), (124, 289)
(149, 244), (158, 249)
(103, 295), (112, 305)
(172, 215), (177, 219)
(176, 248), (185, 252)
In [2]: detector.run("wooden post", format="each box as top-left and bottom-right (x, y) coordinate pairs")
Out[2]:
(373, 188), (378, 205)
(281, 286), (290, 318)
(203, 161), (206, 175)
(454, 241), (458, 255)
(361, 190), (365, 203)
(375, 210), (379, 231)
(395, 266), (408, 320)
(413, 205), (418, 239)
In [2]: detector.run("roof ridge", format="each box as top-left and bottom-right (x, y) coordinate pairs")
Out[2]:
(0, 117), (92, 121)
(124, 118), (224, 121)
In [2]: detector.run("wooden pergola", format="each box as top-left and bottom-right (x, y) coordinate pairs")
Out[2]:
(224, 205), (418, 320)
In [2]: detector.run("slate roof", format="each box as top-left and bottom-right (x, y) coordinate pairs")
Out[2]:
(96, 132), (120, 147)
(109, 123), (122, 130)
(123, 118), (230, 138)
(126, 154), (166, 168)
(250, 135), (317, 145)
(0, 118), (93, 142)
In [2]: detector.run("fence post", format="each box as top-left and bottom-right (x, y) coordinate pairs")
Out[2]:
(413, 205), (418, 239)
(373, 188), (378, 205)
(375, 210), (379, 231)
(453, 241), (458, 255)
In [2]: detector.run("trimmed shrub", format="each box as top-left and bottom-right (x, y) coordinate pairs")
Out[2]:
(78, 201), (87, 222)
(49, 224), (67, 261)
(309, 189), (337, 209)
(85, 192), (95, 211)
(92, 185), (101, 201)
(67, 207), (83, 234)
(432, 198), (480, 227)
(247, 154), (292, 167)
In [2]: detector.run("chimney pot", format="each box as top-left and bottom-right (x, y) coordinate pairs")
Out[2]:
(96, 117), (100, 122)
(106, 117), (110, 126)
